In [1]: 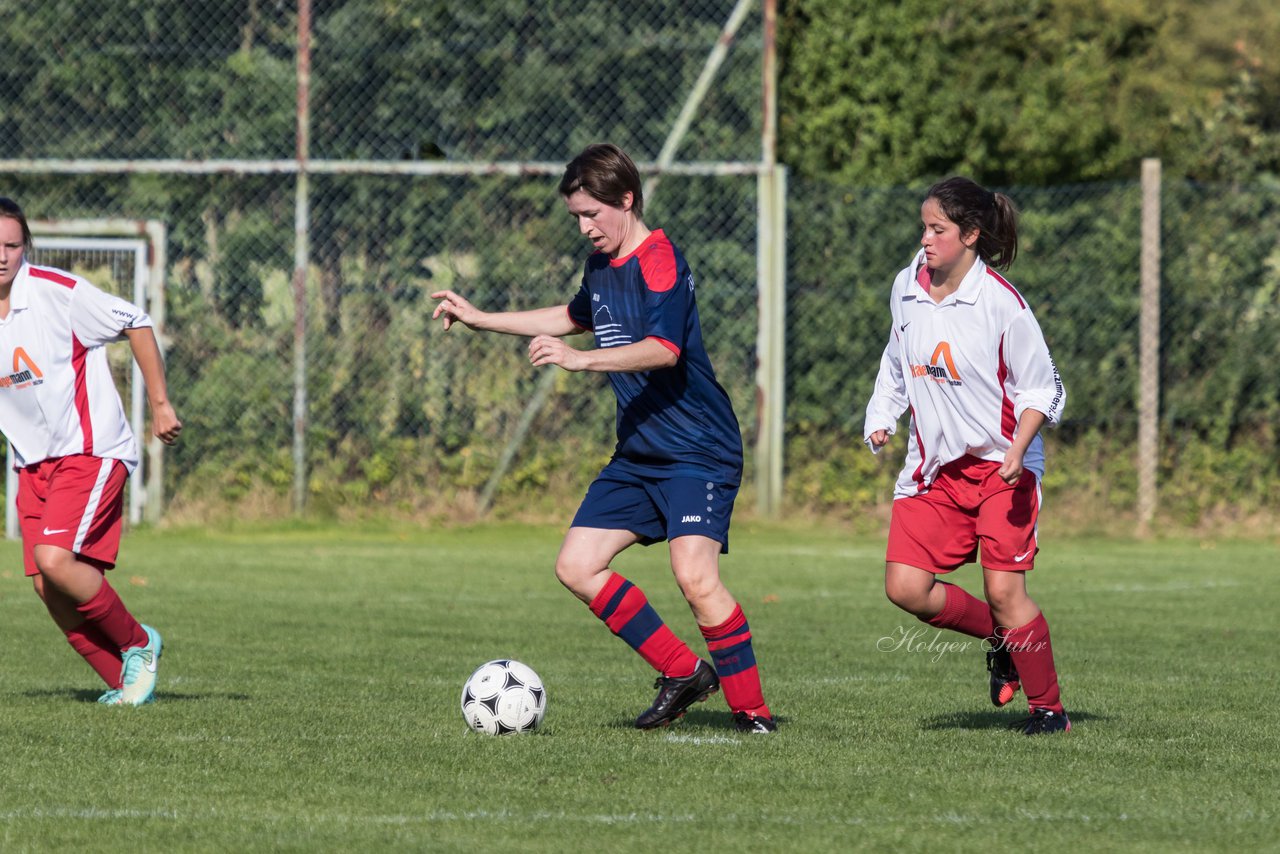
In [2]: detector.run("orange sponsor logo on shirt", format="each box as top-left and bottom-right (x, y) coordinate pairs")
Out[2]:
(1, 347), (44, 389)
(910, 342), (962, 386)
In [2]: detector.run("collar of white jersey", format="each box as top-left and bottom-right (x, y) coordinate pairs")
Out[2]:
(8, 262), (32, 312)
(906, 250), (986, 306)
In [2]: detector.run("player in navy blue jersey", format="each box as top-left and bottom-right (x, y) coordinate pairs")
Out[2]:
(431, 143), (775, 734)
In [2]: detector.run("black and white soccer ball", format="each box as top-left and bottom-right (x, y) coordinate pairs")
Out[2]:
(460, 659), (547, 735)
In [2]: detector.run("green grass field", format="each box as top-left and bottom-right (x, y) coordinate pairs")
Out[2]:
(0, 522), (1276, 852)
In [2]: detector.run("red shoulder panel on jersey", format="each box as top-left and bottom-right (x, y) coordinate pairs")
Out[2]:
(637, 232), (678, 293)
(29, 267), (78, 289)
(985, 269), (1025, 309)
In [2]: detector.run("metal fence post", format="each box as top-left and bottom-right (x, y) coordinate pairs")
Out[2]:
(1137, 158), (1161, 535)
(144, 220), (169, 523)
(291, 0), (313, 515)
(755, 164), (786, 517)
(753, 0), (784, 518)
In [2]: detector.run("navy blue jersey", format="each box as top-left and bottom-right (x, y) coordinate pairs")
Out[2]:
(566, 229), (743, 484)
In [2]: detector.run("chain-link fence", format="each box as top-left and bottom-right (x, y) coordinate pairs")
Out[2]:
(4, 2), (1278, 527)
(787, 178), (1280, 523)
(3, 0), (771, 523)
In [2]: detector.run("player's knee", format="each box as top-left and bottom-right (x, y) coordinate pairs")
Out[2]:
(672, 569), (720, 609)
(554, 555), (600, 595)
(983, 582), (1027, 617)
(670, 551), (721, 601)
(32, 544), (73, 579)
(884, 576), (927, 614)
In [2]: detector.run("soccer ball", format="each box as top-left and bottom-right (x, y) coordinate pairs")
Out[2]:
(460, 659), (547, 735)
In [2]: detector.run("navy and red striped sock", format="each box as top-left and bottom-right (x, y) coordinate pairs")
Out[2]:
(700, 604), (770, 718)
(588, 573), (700, 677)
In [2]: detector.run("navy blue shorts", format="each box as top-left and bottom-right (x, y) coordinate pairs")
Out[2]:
(570, 469), (739, 553)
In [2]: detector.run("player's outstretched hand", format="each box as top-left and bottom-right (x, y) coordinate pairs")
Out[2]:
(431, 290), (484, 331)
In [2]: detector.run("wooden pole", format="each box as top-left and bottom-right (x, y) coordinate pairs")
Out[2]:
(1137, 158), (1161, 535)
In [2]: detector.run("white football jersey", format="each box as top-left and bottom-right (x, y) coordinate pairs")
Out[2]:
(0, 262), (152, 470)
(864, 250), (1066, 498)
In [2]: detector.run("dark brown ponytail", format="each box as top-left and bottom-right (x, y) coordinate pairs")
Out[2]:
(925, 178), (1018, 270)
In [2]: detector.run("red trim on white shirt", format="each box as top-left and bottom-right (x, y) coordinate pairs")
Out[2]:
(986, 269), (1026, 309)
(29, 267), (77, 289)
(909, 405), (928, 491)
(997, 334), (1016, 440)
(71, 334), (94, 454)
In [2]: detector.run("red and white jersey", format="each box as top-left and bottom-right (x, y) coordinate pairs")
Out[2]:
(0, 262), (151, 471)
(864, 250), (1066, 498)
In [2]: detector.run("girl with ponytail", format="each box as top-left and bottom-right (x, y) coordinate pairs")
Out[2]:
(863, 177), (1071, 735)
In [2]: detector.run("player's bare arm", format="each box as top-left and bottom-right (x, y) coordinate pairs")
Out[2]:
(529, 335), (677, 373)
(124, 326), (183, 445)
(999, 408), (1047, 484)
(430, 290), (578, 337)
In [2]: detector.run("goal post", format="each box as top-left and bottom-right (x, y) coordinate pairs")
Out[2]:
(4, 220), (168, 539)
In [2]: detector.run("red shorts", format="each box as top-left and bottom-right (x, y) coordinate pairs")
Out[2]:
(16, 455), (129, 576)
(886, 454), (1041, 573)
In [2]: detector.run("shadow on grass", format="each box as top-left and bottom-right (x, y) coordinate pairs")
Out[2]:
(683, 707), (789, 729)
(921, 708), (1102, 731)
(24, 688), (252, 704)
(604, 706), (788, 732)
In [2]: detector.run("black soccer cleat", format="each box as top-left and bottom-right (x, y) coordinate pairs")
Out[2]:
(1010, 707), (1071, 735)
(634, 660), (719, 729)
(733, 711), (777, 734)
(986, 646), (1021, 708)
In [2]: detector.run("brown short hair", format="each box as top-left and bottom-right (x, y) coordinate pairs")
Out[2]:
(559, 143), (644, 218)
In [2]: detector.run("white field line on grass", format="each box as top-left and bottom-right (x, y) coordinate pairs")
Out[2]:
(662, 733), (740, 745)
(0, 808), (182, 820)
(1, 806), (1272, 828)
(1090, 579), (1242, 594)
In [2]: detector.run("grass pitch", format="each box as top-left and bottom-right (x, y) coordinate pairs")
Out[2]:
(0, 522), (1276, 852)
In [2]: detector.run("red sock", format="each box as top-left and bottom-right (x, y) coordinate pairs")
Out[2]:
(925, 582), (995, 640)
(1003, 613), (1064, 714)
(588, 573), (700, 677)
(65, 623), (124, 688)
(700, 604), (770, 718)
(75, 579), (148, 652)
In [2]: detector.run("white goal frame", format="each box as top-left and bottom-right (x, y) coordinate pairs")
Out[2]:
(4, 220), (168, 539)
